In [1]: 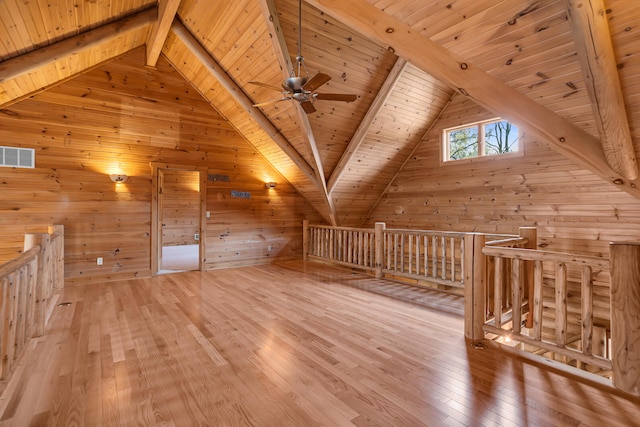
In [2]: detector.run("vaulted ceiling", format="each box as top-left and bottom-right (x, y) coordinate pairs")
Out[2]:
(1, 0), (639, 226)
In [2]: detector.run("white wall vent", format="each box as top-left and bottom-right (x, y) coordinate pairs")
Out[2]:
(0, 146), (35, 168)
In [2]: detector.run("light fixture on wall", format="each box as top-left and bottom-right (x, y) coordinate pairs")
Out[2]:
(110, 174), (129, 183)
(265, 181), (277, 189)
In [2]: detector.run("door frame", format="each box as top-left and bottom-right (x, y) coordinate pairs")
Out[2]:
(150, 162), (207, 275)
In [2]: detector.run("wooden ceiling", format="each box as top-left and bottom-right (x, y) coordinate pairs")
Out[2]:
(1, 0), (639, 226)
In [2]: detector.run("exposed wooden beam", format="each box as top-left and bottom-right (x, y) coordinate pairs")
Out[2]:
(170, 20), (319, 188)
(0, 7), (157, 83)
(146, 0), (182, 67)
(566, 0), (637, 180)
(258, 0), (337, 225)
(327, 57), (408, 195)
(306, 0), (640, 199)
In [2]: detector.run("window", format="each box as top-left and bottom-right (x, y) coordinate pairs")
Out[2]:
(443, 119), (520, 162)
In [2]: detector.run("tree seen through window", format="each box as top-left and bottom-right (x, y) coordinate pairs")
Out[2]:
(446, 119), (519, 161)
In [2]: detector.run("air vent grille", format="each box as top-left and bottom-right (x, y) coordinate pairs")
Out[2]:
(0, 146), (35, 168)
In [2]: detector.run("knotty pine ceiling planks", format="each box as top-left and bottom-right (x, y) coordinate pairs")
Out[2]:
(2, 0), (640, 224)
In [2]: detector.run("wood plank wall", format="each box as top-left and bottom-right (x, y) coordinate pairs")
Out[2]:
(368, 94), (640, 260)
(0, 48), (323, 284)
(161, 170), (200, 246)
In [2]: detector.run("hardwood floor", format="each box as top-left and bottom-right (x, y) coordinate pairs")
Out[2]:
(0, 261), (638, 426)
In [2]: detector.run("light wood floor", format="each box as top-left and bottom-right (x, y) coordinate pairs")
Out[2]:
(0, 261), (638, 426)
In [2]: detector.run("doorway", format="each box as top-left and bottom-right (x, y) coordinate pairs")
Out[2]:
(151, 164), (207, 275)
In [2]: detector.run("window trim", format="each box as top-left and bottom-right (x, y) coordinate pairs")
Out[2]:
(442, 118), (523, 163)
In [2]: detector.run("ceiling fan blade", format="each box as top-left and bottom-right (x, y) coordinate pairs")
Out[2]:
(315, 93), (357, 102)
(249, 81), (287, 92)
(300, 101), (317, 114)
(303, 73), (331, 92)
(253, 97), (292, 107)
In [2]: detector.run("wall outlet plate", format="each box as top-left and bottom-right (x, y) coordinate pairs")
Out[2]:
(97, 257), (103, 265)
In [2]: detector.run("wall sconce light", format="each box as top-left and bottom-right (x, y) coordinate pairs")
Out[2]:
(110, 174), (129, 183)
(265, 182), (277, 189)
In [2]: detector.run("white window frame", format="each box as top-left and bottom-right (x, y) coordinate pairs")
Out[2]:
(442, 118), (522, 163)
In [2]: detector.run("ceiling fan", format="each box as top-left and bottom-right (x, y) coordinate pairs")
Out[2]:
(249, 0), (357, 114)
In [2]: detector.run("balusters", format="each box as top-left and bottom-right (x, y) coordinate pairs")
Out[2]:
(581, 265), (593, 357)
(441, 236), (446, 280)
(423, 235), (429, 278)
(407, 234), (412, 274)
(432, 236), (437, 277)
(415, 235), (420, 276)
(450, 237), (455, 281)
(512, 258), (522, 335)
(555, 262), (568, 349)
(532, 260), (544, 341)
(494, 257), (503, 328)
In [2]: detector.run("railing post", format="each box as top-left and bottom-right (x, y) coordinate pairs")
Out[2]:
(302, 220), (309, 261)
(24, 234), (47, 337)
(48, 225), (64, 289)
(609, 242), (640, 396)
(374, 222), (385, 279)
(464, 233), (486, 342)
(519, 227), (537, 328)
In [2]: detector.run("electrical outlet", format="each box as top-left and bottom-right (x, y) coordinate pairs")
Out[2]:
(206, 211), (211, 218)
(194, 233), (200, 241)
(97, 257), (103, 265)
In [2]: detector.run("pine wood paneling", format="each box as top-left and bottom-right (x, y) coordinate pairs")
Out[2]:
(272, 0), (398, 177)
(2, 0), (640, 272)
(368, 95), (640, 261)
(0, 0), (155, 60)
(332, 64), (453, 225)
(0, 48), (323, 282)
(161, 170), (200, 246)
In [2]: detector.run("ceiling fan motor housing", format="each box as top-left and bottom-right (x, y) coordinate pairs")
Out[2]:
(285, 76), (308, 92)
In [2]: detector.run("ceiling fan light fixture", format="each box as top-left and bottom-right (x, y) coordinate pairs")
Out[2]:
(249, 0), (357, 113)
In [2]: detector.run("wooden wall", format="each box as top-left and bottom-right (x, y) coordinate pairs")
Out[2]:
(161, 170), (200, 247)
(367, 94), (640, 259)
(0, 48), (323, 284)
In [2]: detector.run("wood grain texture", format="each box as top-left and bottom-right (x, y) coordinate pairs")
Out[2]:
(160, 170), (200, 246)
(566, 0), (637, 180)
(369, 94), (640, 265)
(0, 48), (323, 284)
(3, 0), (640, 228)
(1, 261), (638, 425)
(609, 242), (640, 395)
(307, 0), (640, 200)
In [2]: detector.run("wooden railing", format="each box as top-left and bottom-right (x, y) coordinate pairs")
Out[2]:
(303, 221), (519, 290)
(382, 228), (468, 289)
(304, 224), (377, 273)
(481, 243), (612, 372)
(0, 225), (64, 381)
(304, 221), (640, 395)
